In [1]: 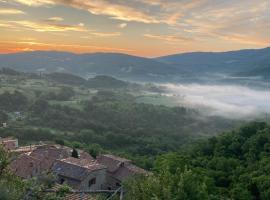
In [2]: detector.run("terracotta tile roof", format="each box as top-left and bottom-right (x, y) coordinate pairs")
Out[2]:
(46, 193), (98, 200)
(10, 144), (71, 179)
(97, 154), (148, 181)
(9, 153), (42, 179)
(53, 158), (106, 181)
(46, 185), (99, 200)
(30, 145), (70, 171)
(63, 193), (98, 200)
(113, 164), (148, 181)
(96, 155), (131, 173)
(11, 145), (41, 153)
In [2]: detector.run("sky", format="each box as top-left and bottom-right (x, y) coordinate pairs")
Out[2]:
(0, 0), (270, 57)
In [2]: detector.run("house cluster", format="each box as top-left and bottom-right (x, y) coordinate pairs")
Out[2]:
(0, 137), (147, 191)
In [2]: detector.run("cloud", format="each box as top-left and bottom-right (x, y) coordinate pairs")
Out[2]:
(59, 0), (161, 24)
(0, 22), (14, 28)
(11, 0), (185, 25)
(81, 31), (121, 38)
(12, 0), (163, 24)
(7, 0), (270, 52)
(161, 83), (270, 119)
(90, 31), (121, 37)
(177, 1), (270, 45)
(12, 0), (54, 6)
(78, 22), (84, 27)
(47, 17), (64, 22)
(144, 33), (192, 43)
(0, 8), (25, 14)
(217, 33), (269, 46)
(1, 39), (134, 53)
(118, 23), (127, 28)
(0, 20), (87, 32)
(0, 19), (121, 38)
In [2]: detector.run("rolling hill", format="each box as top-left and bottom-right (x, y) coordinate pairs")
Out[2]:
(0, 51), (177, 81)
(0, 47), (270, 81)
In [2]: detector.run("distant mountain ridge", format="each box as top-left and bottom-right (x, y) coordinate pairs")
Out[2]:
(0, 51), (177, 81)
(0, 47), (270, 81)
(156, 47), (270, 78)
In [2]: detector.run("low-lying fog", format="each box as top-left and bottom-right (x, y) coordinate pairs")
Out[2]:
(160, 83), (270, 119)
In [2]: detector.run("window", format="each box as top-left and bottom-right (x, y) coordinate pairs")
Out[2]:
(60, 178), (65, 184)
(89, 178), (96, 187)
(120, 162), (124, 167)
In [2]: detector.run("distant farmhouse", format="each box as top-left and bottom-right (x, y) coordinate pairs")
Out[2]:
(3, 137), (147, 193)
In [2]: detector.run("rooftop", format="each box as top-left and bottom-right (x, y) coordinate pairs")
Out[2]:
(53, 158), (106, 181)
(97, 154), (148, 181)
(96, 154), (131, 173)
(0, 137), (18, 142)
(61, 157), (103, 171)
(101, 154), (131, 163)
(9, 153), (42, 179)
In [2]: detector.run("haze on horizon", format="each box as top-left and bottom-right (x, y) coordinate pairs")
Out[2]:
(0, 0), (270, 57)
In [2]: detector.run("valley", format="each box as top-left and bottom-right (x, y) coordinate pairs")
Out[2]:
(0, 69), (243, 168)
(1, 49), (270, 200)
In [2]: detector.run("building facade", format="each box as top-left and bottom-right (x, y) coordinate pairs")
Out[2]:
(53, 157), (107, 190)
(97, 154), (148, 190)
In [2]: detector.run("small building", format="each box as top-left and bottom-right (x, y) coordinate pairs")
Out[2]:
(52, 157), (107, 190)
(97, 155), (148, 190)
(0, 137), (18, 150)
(9, 153), (42, 179)
(10, 144), (71, 178)
(30, 145), (71, 171)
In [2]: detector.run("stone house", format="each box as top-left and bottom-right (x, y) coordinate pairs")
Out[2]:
(10, 144), (71, 178)
(52, 157), (107, 190)
(97, 154), (148, 190)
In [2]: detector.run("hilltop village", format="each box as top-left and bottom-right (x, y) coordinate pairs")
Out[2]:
(0, 137), (147, 199)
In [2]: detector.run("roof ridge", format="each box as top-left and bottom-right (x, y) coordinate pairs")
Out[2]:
(59, 158), (106, 170)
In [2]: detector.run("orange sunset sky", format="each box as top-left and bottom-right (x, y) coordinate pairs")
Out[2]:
(0, 0), (270, 57)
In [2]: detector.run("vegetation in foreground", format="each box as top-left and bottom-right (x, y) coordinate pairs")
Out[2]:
(125, 122), (270, 200)
(1, 122), (270, 199)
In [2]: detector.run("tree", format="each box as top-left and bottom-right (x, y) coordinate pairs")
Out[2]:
(71, 148), (79, 158)
(0, 146), (26, 200)
(124, 153), (216, 200)
(0, 111), (8, 124)
(0, 146), (9, 176)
